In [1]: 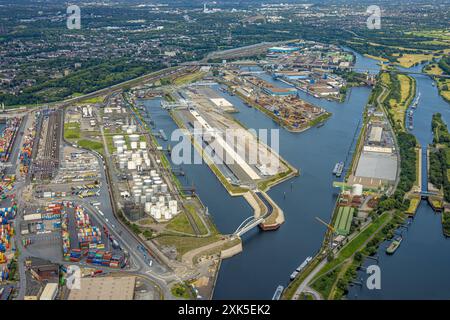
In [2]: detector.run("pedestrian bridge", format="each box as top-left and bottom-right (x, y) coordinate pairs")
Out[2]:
(233, 192), (274, 237)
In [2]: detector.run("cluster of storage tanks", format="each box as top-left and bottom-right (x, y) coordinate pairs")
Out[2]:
(113, 135), (150, 171)
(82, 106), (93, 118)
(121, 124), (138, 134)
(131, 171), (179, 221)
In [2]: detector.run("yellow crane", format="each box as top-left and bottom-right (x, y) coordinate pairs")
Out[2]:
(315, 217), (335, 233)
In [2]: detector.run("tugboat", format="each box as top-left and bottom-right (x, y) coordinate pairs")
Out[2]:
(386, 236), (402, 254)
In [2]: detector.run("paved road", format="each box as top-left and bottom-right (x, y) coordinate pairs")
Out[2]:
(292, 259), (326, 300)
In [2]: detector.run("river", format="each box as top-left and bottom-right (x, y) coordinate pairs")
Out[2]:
(143, 51), (450, 299)
(143, 50), (374, 299)
(347, 64), (450, 300)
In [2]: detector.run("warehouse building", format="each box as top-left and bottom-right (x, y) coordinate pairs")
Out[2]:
(68, 276), (136, 300)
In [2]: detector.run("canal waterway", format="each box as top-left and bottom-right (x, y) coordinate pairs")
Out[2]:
(144, 51), (378, 299)
(347, 64), (450, 299)
(144, 51), (450, 299)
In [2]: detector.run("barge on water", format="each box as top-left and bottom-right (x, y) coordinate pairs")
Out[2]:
(332, 161), (344, 177)
(386, 236), (402, 254)
(411, 92), (420, 109)
(272, 285), (284, 300)
(159, 129), (168, 141)
(290, 256), (313, 281)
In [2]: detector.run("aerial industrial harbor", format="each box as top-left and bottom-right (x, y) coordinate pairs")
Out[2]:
(0, 0), (450, 305)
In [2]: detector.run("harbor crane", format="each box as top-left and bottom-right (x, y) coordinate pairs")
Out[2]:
(315, 217), (335, 233)
(315, 216), (337, 252)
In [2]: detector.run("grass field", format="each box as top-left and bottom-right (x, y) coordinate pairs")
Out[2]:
(385, 73), (415, 130)
(185, 203), (209, 235)
(406, 197), (420, 215)
(77, 139), (104, 154)
(364, 54), (388, 62)
(395, 53), (434, 68)
(166, 212), (195, 234)
(437, 79), (450, 102)
(155, 234), (223, 260)
(424, 63), (444, 76)
(407, 30), (450, 42)
(173, 71), (206, 86)
(64, 122), (81, 140)
(78, 96), (105, 104)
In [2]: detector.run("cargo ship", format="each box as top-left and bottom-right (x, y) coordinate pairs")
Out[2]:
(290, 256), (313, 281)
(272, 285), (284, 300)
(159, 129), (168, 141)
(408, 109), (414, 130)
(333, 161), (344, 177)
(386, 236), (402, 254)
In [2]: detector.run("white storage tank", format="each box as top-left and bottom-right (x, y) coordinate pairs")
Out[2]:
(164, 208), (172, 220)
(153, 207), (161, 220)
(129, 134), (140, 142)
(128, 160), (136, 170)
(113, 135), (124, 142)
(352, 184), (363, 196)
(114, 140), (125, 148)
